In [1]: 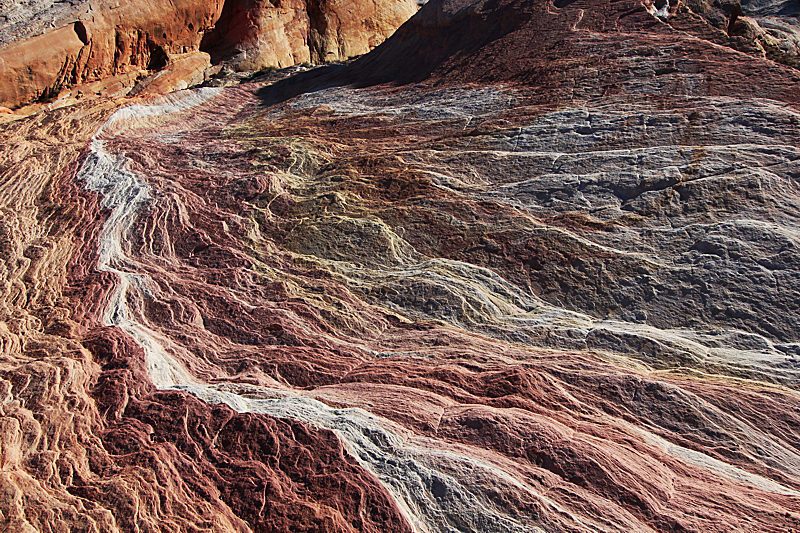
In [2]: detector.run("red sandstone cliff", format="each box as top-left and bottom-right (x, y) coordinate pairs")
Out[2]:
(0, 0), (417, 110)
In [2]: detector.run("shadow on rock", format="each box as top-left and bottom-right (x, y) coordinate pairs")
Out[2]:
(256, 0), (534, 106)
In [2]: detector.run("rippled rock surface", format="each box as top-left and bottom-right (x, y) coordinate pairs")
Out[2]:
(1, 0), (800, 530)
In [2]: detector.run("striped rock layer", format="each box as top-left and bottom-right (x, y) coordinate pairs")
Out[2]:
(1, 0), (800, 531)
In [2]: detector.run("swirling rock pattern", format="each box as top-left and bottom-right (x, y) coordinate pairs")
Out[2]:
(1, 0), (800, 530)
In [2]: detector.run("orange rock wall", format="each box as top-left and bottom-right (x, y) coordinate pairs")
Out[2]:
(0, 0), (224, 108)
(0, 25), (87, 109)
(200, 0), (418, 70)
(0, 0), (417, 109)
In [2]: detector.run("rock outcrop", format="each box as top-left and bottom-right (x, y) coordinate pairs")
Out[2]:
(199, 0), (418, 71)
(290, 0), (800, 99)
(0, 0), (416, 109)
(1, 0), (800, 530)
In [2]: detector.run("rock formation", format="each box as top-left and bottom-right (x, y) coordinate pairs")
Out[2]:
(1, 0), (800, 530)
(199, 0), (419, 71)
(0, 0), (417, 110)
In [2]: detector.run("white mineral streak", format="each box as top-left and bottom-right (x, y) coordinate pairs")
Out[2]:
(78, 88), (555, 533)
(633, 425), (800, 497)
(78, 87), (800, 533)
(78, 135), (197, 389)
(96, 88), (225, 136)
(79, 89), (225, 388)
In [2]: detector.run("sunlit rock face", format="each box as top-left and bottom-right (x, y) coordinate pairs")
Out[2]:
(1, 0), (800, 530)
(0, 0), (417, 110)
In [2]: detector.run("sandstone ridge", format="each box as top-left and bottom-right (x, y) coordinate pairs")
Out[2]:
(0, 0), (417, 110)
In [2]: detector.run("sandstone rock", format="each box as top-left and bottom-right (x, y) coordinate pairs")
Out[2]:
(128, 51), (212, 96)
(200, 0), (418, 71)
(0, 0), (417, 109)
(0, 0), (225, 108)
(0, 24), (86, 108)
(1, 0), (800, 530)
(347, 0), (800, 97)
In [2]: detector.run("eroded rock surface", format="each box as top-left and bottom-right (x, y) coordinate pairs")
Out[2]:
(1, 0), (800, 530)
(0, 0), (416, 110)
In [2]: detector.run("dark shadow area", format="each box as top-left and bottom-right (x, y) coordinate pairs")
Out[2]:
(256, 64), (352, 107)
(73, 21), (89, 45)
(200, 0), (251, 64)
(147, 42), (169, 71)
(256, 0), (532, 107)
(553, 0), (579, 8)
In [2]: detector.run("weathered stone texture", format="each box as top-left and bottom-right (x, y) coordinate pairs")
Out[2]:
(1, 0), (800, 530)
(0, 0), (416, 109)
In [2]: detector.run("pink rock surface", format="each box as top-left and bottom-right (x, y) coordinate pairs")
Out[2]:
(1, 0), (800, 530)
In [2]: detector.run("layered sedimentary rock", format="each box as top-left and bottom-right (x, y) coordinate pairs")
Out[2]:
(1, 0), (800, 530)
(0, 93), (412, 532)
(0, 0), (416, 110)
